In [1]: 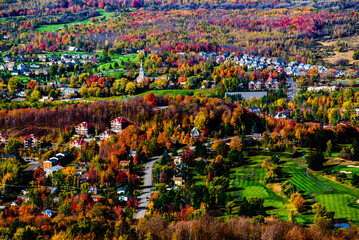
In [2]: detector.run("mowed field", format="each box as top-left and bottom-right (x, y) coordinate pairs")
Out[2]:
(230, 155), (359, 224)
(36, 9), (114, 32)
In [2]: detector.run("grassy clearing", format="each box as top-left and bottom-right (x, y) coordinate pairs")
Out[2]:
(230, 155), (294, 221)
(84, 89), (215, 101)
(36, 9), (113, 32)
(229, 155), (359, 224)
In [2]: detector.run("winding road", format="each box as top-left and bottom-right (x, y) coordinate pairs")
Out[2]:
(135, 157), (159, 219)
(292, 158), (333, 203)
(233, 167), (255, 202)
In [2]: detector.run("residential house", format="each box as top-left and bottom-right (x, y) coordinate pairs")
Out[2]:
(61, 54), (72, 61)
(6, 62), (15, 71)
(16, 63), (27, 72)
(45, 165), (64, 177)
(50, 54), (58, 61)
(43, 158), (59, 169)
(30, 63), (40, 69)
(11, 70), (19, 76)
(110, 117), (129, 133)
(173, 177), (185, 186)
(47, 187), (59, 195)
(61, 87), (79, 96)
(3, 54), (11, 62)
(42, 209), (56, 218)
(38, 54), (47, 62)
(68, 46), (78, 52)
(23, 134), (40, 149)
(99, 130), (116, 141)
(190, 127), (200, 138)
(119, 196), (128, 202)
(70, 139), (87, 149)
(19, 54), (27, 60)
(174, 156), (182, 165)
(0, 65), (7, 71)
(248, 81), (254, 89)
(88, 185), (100, 194)
(0, 134), (8, 146)
(117, 187), (126, 195)
(75, 122), (94, 137)
(92, 195), (102, 202)
(265, 76), (279, 90)
(248, 107), (263, 115)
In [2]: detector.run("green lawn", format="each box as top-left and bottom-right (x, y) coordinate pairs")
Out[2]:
(230, 155), (294, 221)
(285, 158), (359, 225)
(36, 9), (114, 32)
(229, 155), (359, 224)
(84, 89), (214, 101)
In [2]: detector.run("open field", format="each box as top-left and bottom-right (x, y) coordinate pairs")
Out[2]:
(85, 89), (215, 101)
(229, 154), (359, 224)
(36, 9), (114, 32)
(229, 155), (294, 222)
(319, 35), (359, 65)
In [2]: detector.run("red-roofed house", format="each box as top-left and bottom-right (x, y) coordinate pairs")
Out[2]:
(75, 122), (95, 137)
(70, 139), (87, 149)
(99, 130), (116, 141)
(110, 117), (129, 133)
(24, 134), (40, 149)
(0, 134), (8, 146)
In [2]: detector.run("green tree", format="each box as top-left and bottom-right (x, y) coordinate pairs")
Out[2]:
(5, 139), (21, 155)
(308, 151), (326, 171)
(353, 50), (359, 60)
(30, 90), (41, 101)
(125, 82), (136, 95)
(13, 226), (40, 240)
(228, 149), (244, 166)
(326, 140), (332, 157)
(49, 64), (58, 76)
(7, 76), (20, 92)
(160, 150), (169, 165)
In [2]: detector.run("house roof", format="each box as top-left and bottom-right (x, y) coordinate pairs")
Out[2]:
(71, 139), (86, 145)
(76, 122), (94, 128)
(47, 165), (64, 172)
(111, 117), (129, 123)
(0, 134), (8, 139)
(24, 134), (40, 140)
(101, 130), (116, 136)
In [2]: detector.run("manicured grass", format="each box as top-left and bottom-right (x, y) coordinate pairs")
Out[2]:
(36, 9), (113, 32)
(84, 89), (214, 101)
(284, 157), (359, 225)
(230, 155), (295, 221)
(135, 89), (214, 97)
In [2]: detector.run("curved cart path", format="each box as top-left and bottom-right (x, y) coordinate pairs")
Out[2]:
(292, 158), (333, 203)
(233, 168), (255, 202)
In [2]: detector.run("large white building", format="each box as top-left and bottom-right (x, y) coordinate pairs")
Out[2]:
(136, 61), (147, 84)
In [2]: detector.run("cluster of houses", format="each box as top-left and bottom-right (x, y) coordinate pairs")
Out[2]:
(248, 75), (280, 90)
(171, 155), (186, 188)
(195, 51), (348, 78)
(0, 52), (100, 77)
(43, 151), (71, 177)
(248, 106), (293, 119)
(0, 133), (41, 149)
(69, 117), (130, 149)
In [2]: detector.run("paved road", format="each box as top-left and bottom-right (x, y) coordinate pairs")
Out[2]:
(292, 158), (333, 203)
(233, 167), (255, 202)
(286, 77), (297, 102)
(25, 162), (40, 172)
(135, 157), (159, 219)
